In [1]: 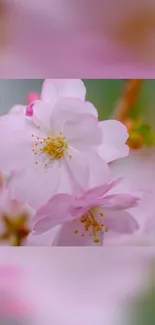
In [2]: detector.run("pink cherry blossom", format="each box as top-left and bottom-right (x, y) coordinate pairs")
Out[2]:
(32, 177), (140, 246)
(0, 98), (109, 209)
(41, 81), (129, 164)
(0, 172), (32, 246)
(40, 80), (129, 163)
(105, 147), (155, 245)
(0, 79), (129, 210)
(8, 79), (129, 164)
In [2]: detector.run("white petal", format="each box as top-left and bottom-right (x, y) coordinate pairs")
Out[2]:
(87, 153), (111, 189)
(9, 105), (26, 115)
(103, 210), (139, 234)
(51, 221), (103, 246)
(8, 162), (61, 210)
(50, 98), (98, 134)
(31, 100), (53, 132)
(41, 79), (58, 105)
(0, 114), (33, 171)
(100, 193), (140, 210)
(41, 79), (86, 104)
(65, 148), (89, 195)
(27, 226), (63, 246)
(64, 114), (101, 150)
(98, 120), (129, 163)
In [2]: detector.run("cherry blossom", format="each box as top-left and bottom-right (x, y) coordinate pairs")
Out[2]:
(105, 147), (155, 245)
(0, 172), (32, 246)
(32, 177), (140, 246)
(0, 100), (108, 209)
(0, 79), (129, 210)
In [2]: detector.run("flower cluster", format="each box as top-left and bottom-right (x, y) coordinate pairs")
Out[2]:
(0, 79), (143, 246)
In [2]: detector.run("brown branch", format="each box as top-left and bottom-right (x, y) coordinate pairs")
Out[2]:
(113, 79), (143, 122)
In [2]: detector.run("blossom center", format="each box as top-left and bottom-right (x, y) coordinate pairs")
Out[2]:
(0, 215), (30, 246)
(32, 131), (71, 166)
(74, 207), (108, 243)
(41, 135), (68, 159)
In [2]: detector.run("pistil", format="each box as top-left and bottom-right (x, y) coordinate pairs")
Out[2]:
(74, 208), (108, 243)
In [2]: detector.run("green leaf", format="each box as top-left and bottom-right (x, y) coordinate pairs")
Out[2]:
(137, 124), (151, 136)
(144, 131), (155, 147)
(131, 123), (155, 147)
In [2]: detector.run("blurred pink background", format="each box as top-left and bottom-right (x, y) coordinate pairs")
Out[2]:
(0, 0), (155, 77)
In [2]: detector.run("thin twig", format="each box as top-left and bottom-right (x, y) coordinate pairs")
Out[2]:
(113, 79), (143, 122)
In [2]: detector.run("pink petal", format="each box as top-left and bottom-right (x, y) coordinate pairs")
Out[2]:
(81, 177), (123, 203)
(29, 100), (53, 131)
(98, 120), (129, 163)
(41, 79), (58, 106)
(87, 153), (111, 189)
(56, 162), (75, 195)
(41, 79), (86, 105)
(144, 215), (155, 234)
(64, 114), (101, 150)
(50, 98), (98, 134)
(27, 226), (63, 246)
(0, 115), (33, 171)
(110, 148), (155, 232)
(129, 190), (155, 234)
(25, 102), (34, 117)
(65, 148), (90, 195)
(104, 210), (139, 234)
(47, 221), (104, 246)
(33, 194), (76, 234)
(9, 105), (26, 115)
(101, 193), (140, 210)
(8, 162), (61, 210)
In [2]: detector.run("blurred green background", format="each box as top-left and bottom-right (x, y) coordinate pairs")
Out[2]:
(85, 80), (155, 127)
(0, 80), (154, 127)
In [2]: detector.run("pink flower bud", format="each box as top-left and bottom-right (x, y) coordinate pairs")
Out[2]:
(27, 92), (40, 104)
(25, 102), (34, 117)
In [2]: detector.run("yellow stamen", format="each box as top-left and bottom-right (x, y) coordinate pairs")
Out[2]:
(74, 208), (108, 243)
(31, 127), (69, 164)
